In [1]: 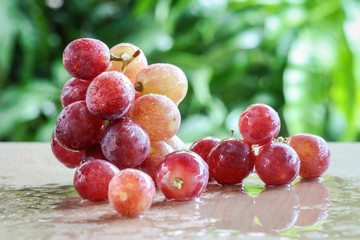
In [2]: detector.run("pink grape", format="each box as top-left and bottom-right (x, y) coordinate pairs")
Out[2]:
(135, 63), (188, 105)
(108, 169), (155, 217)
(50, 133), (83, 168)
(101, 118), (150, 169)
(86, 71), (135, 120)
(287, 133), (331, 179)
(156, 150), (209, 201)
(166, 135), (186, 151)
(238, 103), (280, 146)
(107, 43), (148, 84)
(61, 77), (90, 108)
(73, 159), (120, 201)
(130, 94), (181, 141)
(54, 101), (106, 151)
(63, 38), (110, 80)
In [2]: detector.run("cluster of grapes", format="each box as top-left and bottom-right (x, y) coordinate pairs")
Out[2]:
(51, 38), (331, 218)
(190, 103), (331, 187)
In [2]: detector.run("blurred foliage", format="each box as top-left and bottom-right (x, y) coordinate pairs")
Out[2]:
(0, 0), (359, 142)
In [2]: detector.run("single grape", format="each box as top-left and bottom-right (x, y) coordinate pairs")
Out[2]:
(156, 150), (209, 201)
(61, 77), (90, 108)
(130, 94), (181, 141)
(287, 133), (331, 179)
(73, 159), (120, 201)
(55, 101), (106, 151)
(50, 133), (84, 168)
(255, 142), (300, 186)
(137, 141), (174, 183)
(63, 38), (110, 80)
(101, 118), (150, 169)
(238, 103), (280, 146)
(86, 71), (135, 120)
(207, 138), (254, 185)
(80, 143), (107, 164)
(135, 63), (188, 105)
(108, 169), (155, 217)
(166, 135), (186, 151)
(107, 43), (148, 84)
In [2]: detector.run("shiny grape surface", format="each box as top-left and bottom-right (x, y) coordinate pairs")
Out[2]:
(86, 71), (135, 120)
(63, 38), (110, 80)
(238, 104), (280, 146)
(50, 133), (84, 168)
(135, 63), (188, 105)
(73, 159), (120, 201)
(80, 143), (107, 164)
(101, 118), (150, 169)
(108, 169), (155, 217)
(166, 135), (186, 151)
(107, 43), (148, 84)
(130, 94), (181, 141)
(54, 101), (106, 151)
(61, 77), (90, 108)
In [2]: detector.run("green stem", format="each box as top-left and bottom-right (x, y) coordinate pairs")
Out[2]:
(172, 177), (183, 190)
(109, 49), (141, 73)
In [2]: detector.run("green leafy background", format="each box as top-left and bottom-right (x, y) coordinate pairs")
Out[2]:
(0, 0), (359, 142)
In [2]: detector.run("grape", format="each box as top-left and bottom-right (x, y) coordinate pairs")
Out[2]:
(101, 118), (150, 169)
(287, 133), (331, 179)
(255, 142), (300, 186)
(135, 63), (188, 105)
(137, 141), (174, 183)
(63, 38), (110, 80)
(50, 133), (84, 168)
(238, 103), (280, 146)
(108, 169), (155, 217)
(80, 143), (107, 164)
(130, 94), (181, 141)
(73, 159), (120, 201)
(207, 138), (254, 185)
(55, 101), (106, 151)
(156, 150), (209, 201)
(86, 71), (135, 120)
(166, 135), (186, 151)
(107, 43), (148, 84)
(61, 77), (90, 108)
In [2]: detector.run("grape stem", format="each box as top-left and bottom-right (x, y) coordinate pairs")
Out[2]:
(134, 82), (143, 92)
(274, 136), (288, 143)
(110, 49), (141, 73)
(172, 177), (183, 190)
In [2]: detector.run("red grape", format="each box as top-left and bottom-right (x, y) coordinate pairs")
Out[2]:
(130, 94), (181, 141)
(80, 143), (107, 164)
(166, 135), (186, 151)
(63, 38), (110, 80)
(255, 142), (300, 186)
(55, 101), (106, 151)
(108, 169), (155, 217)
(287, 133), (331, 179)
(238, 104), (280, 146)
(73, 159), (120, 201)
(156, 150), (209, 201)
(207, 138), (254, 185)
(86, 71), (135, 120)
(101, 118), (150, 169)
(137, 141), (174, 183)
(61, 77), (90, 108)
(50, 133), (84, 168)
(107, 43), (148, 84)
(135, 63), (188, 105)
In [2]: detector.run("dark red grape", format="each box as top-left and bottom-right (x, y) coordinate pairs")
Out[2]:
(86, 71), (135, 120)
(238, 104), (280, 146)
(255, 142), (300, 186)
(63, 38), (110, 80)
(287, 133), (331, 179)
(54, 101), (106, 151)
(108, 169), (155, 217)
(207, 138), (254, 185)
(50, 133), (84, 168)
(156, 150), (209, 201)
(101, 118), (150, 169)
(61, 77), (91, 108)
(80, 143), (107, 164)
(73, 159), (120, 201)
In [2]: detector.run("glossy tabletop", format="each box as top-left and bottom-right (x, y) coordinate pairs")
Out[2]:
(0, 142), (359, 239)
